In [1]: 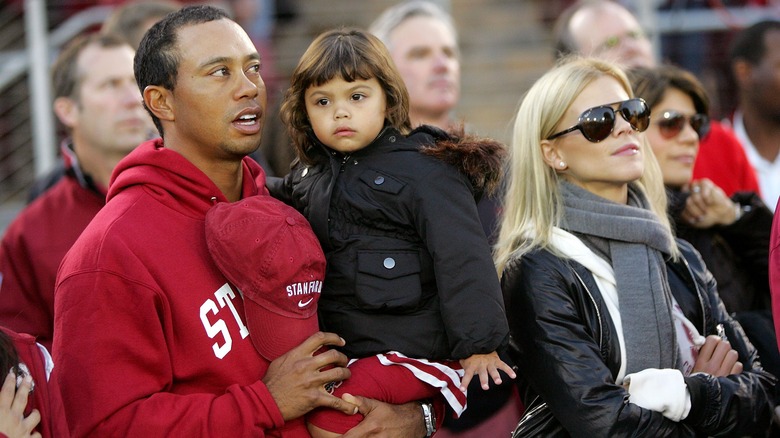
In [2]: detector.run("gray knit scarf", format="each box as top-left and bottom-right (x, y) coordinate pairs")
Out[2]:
(560, 182), (679, 374)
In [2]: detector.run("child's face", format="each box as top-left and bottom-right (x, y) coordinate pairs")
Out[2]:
(304, 76), (387, 153)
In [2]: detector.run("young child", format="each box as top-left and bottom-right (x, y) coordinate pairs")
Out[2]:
(268, 27), (513, 437)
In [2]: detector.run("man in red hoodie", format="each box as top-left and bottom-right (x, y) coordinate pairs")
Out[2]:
(53, 5), (429, 437)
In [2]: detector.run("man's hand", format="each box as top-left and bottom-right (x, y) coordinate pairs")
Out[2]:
(340, 393), (427, 438)
(0, 372), (41, 438)
(693, 335), (743, 377)
(262, 332), (357, 420)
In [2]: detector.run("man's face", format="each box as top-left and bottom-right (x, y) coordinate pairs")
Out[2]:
(387, 15), (460, 126)
(165, 18), (267, 163)
(744, 29), (780, 123)
(569, 3), (655, 68)
(68, 44), (152, 156)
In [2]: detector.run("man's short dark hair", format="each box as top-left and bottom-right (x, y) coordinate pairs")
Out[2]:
(134, 5), (229, 137)
(729, 20), (780, 66)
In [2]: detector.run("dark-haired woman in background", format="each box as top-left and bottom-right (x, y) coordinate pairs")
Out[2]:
(629, 65), (780, 386)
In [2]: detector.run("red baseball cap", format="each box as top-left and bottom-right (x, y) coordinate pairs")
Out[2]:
(205, 195), (325, 361)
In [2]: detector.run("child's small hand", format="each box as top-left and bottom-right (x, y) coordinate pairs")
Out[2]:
(458, 351), (516, 392)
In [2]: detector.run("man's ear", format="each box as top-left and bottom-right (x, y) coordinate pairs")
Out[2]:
(540, 139), (564, 170)
(53, 96), (78, 129)
(732, 60), (752, 89)
(143, 85), (174, 122)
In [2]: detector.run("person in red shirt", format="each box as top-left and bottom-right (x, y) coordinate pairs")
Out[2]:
(0, 32), (152, 352)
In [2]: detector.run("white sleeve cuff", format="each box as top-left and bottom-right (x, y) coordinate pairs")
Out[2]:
(624, 368), (691, 421)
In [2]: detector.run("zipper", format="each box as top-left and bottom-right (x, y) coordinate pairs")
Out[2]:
(338, 154), (351, 173)
(680, 256), (707, 334)
(571, 268), (604, 351)
(512, 265), (604, 437)
(512, 396), (548, 434)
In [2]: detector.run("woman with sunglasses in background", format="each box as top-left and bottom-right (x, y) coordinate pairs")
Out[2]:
(497, 56), (775, 437)
(629, 64), (780, 405)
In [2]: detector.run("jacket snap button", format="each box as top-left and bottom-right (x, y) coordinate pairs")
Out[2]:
(389, 136), (396, 143)
(374, 176), (385, 185)
(302, 167), (309, 177)
(383, 257), (395, 269)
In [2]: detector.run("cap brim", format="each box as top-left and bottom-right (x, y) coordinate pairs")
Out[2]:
(243, 297), (320, 361)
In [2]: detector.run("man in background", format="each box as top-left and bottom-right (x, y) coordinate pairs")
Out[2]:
(27, 1), (177, 202)
(0, 33), (151, 351)
(370, 0), (460, 130)
(729, 20), (780, 212)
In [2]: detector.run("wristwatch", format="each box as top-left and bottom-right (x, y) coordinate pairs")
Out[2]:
(420, 400), (436, 437)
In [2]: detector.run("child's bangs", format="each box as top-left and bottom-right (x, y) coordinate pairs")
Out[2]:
(307, 40), (376, 87)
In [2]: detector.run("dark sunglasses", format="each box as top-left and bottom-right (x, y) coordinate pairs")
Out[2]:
(547, 98), (650, 143)
(655, 111), (710, 140)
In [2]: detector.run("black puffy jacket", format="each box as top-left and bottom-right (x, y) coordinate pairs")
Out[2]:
(268, 125), (508, 360)
(502, 238), (776, 437)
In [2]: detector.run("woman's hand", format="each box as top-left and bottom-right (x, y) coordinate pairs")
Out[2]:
(0, 372), (41, 438)
(682, 179), (740, 228)
(692, 335), (743, 377)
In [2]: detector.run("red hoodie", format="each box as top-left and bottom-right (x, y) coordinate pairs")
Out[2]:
(770, 198), (780, 353)
(53, 139), (304, 437)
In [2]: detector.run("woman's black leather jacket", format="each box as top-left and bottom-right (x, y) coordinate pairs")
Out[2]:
(503, 238), (776, 437)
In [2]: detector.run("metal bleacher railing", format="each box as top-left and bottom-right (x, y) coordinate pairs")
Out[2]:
(0, 1), (111, 229)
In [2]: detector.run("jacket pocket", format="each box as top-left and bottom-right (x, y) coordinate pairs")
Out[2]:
(355, 251), (422, 312)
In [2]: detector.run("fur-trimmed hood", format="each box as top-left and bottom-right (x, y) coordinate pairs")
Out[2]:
(410, 125), (507, 199)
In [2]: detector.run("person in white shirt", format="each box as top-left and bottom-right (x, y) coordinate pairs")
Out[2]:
(729, 19), (780, 212)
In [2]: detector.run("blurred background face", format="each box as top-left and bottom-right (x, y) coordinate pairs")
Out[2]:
(67, 43), (152, 154)
(646, 87), (700, 188)
(743, 29), (780, 123)
(569, 3), (654, 68)
(387, 15), (460, 126)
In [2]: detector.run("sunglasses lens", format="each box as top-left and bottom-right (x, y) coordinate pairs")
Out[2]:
(691, 114), (710, 138)
(580, 106), (615, 142)
(620, 99), (650, 132)
(658, 114), (686, 139)
(657, 112), (710, 139)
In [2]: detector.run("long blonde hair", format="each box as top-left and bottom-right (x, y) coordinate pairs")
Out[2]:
(494, 56), (676, 275)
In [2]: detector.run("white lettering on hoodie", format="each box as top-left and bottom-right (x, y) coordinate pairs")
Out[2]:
(199, 283), (248, 359)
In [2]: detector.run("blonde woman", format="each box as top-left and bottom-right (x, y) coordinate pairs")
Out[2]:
(496, 57), (775, 436)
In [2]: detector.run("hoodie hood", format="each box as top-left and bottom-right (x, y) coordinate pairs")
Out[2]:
(107, 138), (265, 217)
(410, 125), (507, 198)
